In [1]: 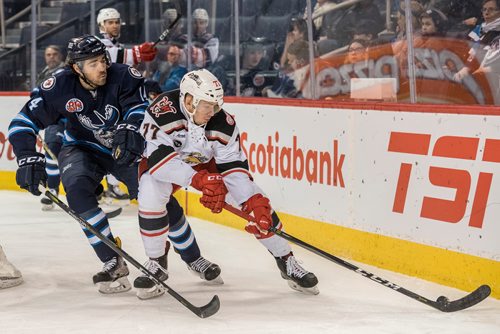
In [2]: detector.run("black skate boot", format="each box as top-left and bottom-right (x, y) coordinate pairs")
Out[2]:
(134, 242), (170, 300)
(187, 256), (223, 284)
(40, 188), (57, 211)
(105, 184), (130, 200)
(93, 255), (131, 294)
(275, 252), (319, 295)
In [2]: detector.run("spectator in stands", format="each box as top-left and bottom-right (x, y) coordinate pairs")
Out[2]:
(453, 0), (500, 82)
(36, 45), (65, 86)
(419, 8), (449, 37)
(280, 17), (308, 70)
(308, 0), (338, 40)
(392, 1), (425, 62)
(96, 7), (157, 66)
(344, 39), (371, 65)
(432, 0), (482, 36)
(161, 7), (183, 42)
(151, 43), (187, 92)
(179, 8), (219, 68)
(265, 40), (310, 98)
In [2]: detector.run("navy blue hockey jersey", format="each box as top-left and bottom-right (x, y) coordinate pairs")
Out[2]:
(8, 63), (148, 158)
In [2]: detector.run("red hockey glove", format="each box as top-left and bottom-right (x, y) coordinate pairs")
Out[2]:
(191, 170), (228, 213)
(242, 194), (272, 236)
(132, 42), (157, 63)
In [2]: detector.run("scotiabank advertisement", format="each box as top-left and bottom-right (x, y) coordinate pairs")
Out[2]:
(226, 101), (500, 262)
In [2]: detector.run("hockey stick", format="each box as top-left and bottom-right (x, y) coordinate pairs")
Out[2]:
(153, 14), (182, 46)
(43, 187), (220, 318)
(223, 203), (491, 312)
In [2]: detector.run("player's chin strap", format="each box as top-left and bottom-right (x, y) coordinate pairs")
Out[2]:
(77, 69), (100, 90)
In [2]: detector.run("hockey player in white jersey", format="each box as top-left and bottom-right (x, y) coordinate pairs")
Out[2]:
(137, 69), (319, 297)
(97, 8), (157, 66)
(0, 245), (23, 289)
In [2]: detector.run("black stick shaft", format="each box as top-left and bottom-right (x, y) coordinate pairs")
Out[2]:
(153, 14), (181, 46)
(45, 189), (220, 318)
(223, 203), (490, 312)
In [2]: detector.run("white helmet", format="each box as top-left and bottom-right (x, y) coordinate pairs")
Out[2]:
(192, 8), (209, 21)
(180, 69), (224, 121)
(97, 8), (121, 27)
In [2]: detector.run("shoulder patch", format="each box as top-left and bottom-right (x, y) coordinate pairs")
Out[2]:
(65, 98), (84, 113)
(225, 112), (235, 126)
(150, 96), (177, 118)
(128, 66), (143, 79)
(41, 77), (56, 90)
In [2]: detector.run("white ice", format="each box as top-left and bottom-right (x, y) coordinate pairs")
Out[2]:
(1, 190), (499, 334)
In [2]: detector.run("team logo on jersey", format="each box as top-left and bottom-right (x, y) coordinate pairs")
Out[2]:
(76, 104), (120, 131)
(41, 77), (56, 90)
(183, 152), (208, 165)
(252, 74), (265, 87)
(128, 67), (143, 79)
(226, 112), (235, 126)
(65, 98), (84, 113)
(151, 96), (177, 118)
(173, 140), (182, 147)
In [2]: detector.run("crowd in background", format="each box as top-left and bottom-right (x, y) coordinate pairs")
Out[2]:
(3, 0), (500, 104)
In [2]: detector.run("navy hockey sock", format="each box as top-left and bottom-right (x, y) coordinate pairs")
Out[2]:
(81, 208), (117, 262)
(168, 215), (201, 263)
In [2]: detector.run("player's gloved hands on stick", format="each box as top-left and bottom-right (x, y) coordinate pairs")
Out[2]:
(132, 42), (157, 63)
(112, 123), (144, 166)
(242, 193), (272, 237)
(191, 170), (228, 213)
(15, 152), (47, 196)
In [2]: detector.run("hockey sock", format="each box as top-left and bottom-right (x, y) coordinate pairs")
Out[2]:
(80, 208), (117, 262)
(138, 209), (169, 259)
(168, 215), (201, 263)
(45, 155), (60, 190)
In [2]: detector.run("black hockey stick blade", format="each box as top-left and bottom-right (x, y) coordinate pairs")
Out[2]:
(154, 14), (182, 46)
(223, 203), (491, 312)
(104, 206), (122, 219)
(433, 284), (491, 312)
(44, 188), (220, 318)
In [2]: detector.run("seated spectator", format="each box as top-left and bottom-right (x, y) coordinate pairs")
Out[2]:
(392, 1), (425, 60)
(280, 17), (308, 70)
(454, 0), (500, 82)
(344, 39), (370, 65)
(151, 43), (188, 92)
(308, 0), (338, 40)
(432, 0), (481, 36)
(36, 45), (65, 85)
(419, 8), (448, 38)
(162, 7), (183, 41)
(265, 40), (310, 98)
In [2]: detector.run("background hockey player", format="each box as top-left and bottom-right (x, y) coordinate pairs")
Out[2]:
(137, 69), (319, 296)
(8, 35), (148, 294)
(97, 7), (157, 66)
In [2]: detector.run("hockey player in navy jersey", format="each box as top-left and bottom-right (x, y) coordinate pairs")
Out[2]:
(136, 69), (319, 297)
(8, 35), (148, 293)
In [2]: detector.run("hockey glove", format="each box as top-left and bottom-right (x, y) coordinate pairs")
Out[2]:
(191, 170), (228, 213)
(242, 194), (272, 237)
(112, 123), (145, 166)
(132, 42), (157, 63)
(15, 153), (47, 196)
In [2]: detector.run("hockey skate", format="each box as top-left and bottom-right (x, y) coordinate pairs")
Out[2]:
(104, 184), (129, 201)
(134, 242), (170, 300)
(275, 253), (319, 295)
(93, 255), (131, 294)
(187, 256), (223, 284)
(40, 188), (58, 211)
(0, 247), (23, 289)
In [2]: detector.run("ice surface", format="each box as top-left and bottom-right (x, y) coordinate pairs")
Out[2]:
(1, 190), (499, 334)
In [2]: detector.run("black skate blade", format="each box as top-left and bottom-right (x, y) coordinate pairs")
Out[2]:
(104, 207), (122, 219)
(195, 295), (220, 319)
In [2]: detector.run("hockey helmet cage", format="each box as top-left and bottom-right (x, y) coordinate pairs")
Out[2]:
(97, 8), (121, 27)
(180, 69), (224, 113)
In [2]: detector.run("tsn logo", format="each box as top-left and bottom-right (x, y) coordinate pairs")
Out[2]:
(388, 131), (499, 229)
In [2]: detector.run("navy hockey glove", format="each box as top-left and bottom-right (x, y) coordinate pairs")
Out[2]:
(112, 123), (145, 166)
(15, 153), (47, 196)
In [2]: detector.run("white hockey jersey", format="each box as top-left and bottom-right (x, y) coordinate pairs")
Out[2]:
(99, 33), (135, 66)
(140, 89), (262, 205)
